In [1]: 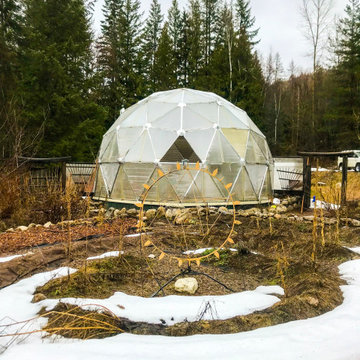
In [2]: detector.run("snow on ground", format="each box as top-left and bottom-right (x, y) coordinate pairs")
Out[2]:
(0, 252), (33, 263)
(310, 200), (340, 210)
(41, 286), (283, 326)
(346, 247), (360, 255)
(183, 248), (238, 255)
(87, 251), (124, 260)
(2, 254), (360, 359)
(0, 254), (22, 263)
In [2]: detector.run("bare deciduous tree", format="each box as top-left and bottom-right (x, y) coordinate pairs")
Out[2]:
(300, 0), (334, 146)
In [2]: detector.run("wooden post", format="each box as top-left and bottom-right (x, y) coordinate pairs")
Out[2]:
(341, 155), (348, 206)
(61, 161), (67, 192)
(302, 156), (312, 210)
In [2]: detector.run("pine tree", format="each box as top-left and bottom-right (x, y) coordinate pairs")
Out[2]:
(201, 0), (219, 67)
(0, 0), (22, 158)
(98, 0), (143, 127)
(178, 10), (191, 87)
(167, 0), (182, 84)
(234, 0), (259, 45)
(142, 0), (163, 93)
(332, 0), (360, 146)
(153, 23), (177, 91)
(188, 0), (202, 87)
(20, 0), (105, 160)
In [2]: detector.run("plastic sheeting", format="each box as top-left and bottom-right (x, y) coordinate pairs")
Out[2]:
(95, 89), (273, 205)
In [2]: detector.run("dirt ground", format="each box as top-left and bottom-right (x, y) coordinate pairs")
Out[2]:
(1, 210), (360, 337)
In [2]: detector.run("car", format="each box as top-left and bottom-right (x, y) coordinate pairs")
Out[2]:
(338, 150), (360, 172)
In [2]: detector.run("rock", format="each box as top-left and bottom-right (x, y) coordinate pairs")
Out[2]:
(351, 219), (360, 227)
(28, 223), (36, 229)
(32, 293), (47, 303)
(276, 205), (288, 214)
(127, 208), (138, 217)
(165, 208), (176, 220)
(287, 205), (294, 212)
(98, 208), (106, 216)
(105, 207), (115, 218)
(35, 224), (43, 228)
(16, 226), (28, 232)
(148, 254), (156, 259)
(145, 209), (157, 220)
(306, 296), (319, 307)
(282, 200), (289, 206)
(303, 216), (314, 222)
(175, 211), (192, 225)
(323, 218), (337, 225)
(6, 228), (14, 233)
(274, 214), (282, 220)
(157, 206), (166, 218)
(43, 222), (53, 228)
(113, 208), (126, 218)
(174, 277), (198, 295)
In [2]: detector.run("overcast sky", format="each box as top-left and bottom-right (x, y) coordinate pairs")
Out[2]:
(93, 0), (348, 76)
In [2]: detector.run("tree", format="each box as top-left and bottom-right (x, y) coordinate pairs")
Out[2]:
(168, 0), (182, 82)
(98, 0), (143, 127)
(178, 10), (191, 86)
(0, 0), (23, 159)
(153, 23), (177, 91)
(331, 0), (360, 146)
(20, 0), (106, 160)
(201, 0), (219, 68)
(234, 0), (259, 44)
(142, 0), (163, 93)
(300, 0), (334, 146)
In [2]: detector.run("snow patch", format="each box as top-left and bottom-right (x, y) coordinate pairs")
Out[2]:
(87, 251), (124, 260)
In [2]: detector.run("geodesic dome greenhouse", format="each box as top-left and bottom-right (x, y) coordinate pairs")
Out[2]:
(94, 88), (273, 206)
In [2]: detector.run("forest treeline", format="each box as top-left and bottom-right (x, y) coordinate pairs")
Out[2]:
(0, 0), (359, 162)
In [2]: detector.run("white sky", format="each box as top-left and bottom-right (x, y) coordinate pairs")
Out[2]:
(93, 0), (347, 76)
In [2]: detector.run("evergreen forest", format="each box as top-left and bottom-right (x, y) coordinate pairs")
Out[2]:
(1, 0), (360, 162)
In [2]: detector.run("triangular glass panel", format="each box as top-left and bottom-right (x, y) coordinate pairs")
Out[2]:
(149, 128), (178, 160)
(246, 164), (268, 198)
(232, 167), (257, 202)
(119, 104), (147, 127)
(117, 127), (144, 159)
(206, 131), (241, 164)
(147, 101), (176, 123)
(219, 106), (249, 129)
(100, 163), (120, 195)
(94, 165), (108, 199)
(125, 130), (157, 163)
(186, 103), (218, 125)
(145, 168), (181, 203)
(259, 168), (273, 202)
(182, 107), (215, 130)
(100, 131), (119, 162)
(222, 129), (249, 159)
(151, 107), (181, 131)
(251, 132), (269, 160)
(111, 165), (137, 201)
(184, 128), (215, 162)
(161, 136), (201, 163)
(123, 163), (156, 199)
(245, 133), (267, 164)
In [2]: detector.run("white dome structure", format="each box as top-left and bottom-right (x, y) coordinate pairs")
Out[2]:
(94, 88), (273, 206)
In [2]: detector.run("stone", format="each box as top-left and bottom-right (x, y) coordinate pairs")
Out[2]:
(323, 218), (337, 225)
(145, 209), (157, 220)
(105, 207), (115, 218)
(165, 208), (176, 220)
(274, 214), (282, 220)
(303, 216), (314, 222)
(6, 228), (14, 233)
(114, 208), (127, 218)
(98, 208), (106, 216)
(16, 226), (28, 232)
(282, 200), (289, 206)
(306, 296), (319, 307)
(127, 208), (138, 217)
(276, 205), (288, 214)
(218, 206), (231, 215)
(351, 219), (360, 227)
(32, 293), (47, 303)
(157, 206), (166, 218)
(148, 254), (156, 259)
(43, 222), (53, 228)
(28, 223), (36, 229)
(174, 277), (198, 295)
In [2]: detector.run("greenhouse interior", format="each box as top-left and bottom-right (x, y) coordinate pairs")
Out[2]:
(94, 88), (274, 207)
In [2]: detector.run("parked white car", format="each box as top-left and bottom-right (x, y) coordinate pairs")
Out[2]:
(338, 150), (360, 172)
